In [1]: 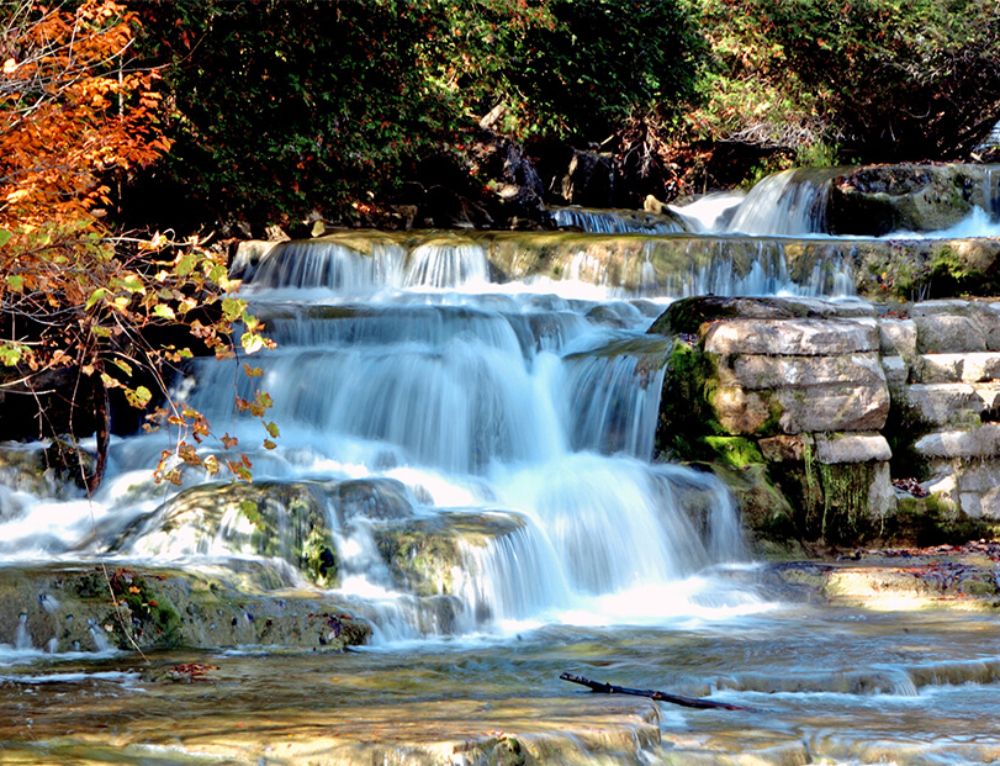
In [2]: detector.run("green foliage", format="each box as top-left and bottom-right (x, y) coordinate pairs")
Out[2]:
(131, 0), (703, 227)
(700, 436), (764, 469)
(689, 0), (1000, 162)
(453, 0), (705, 141)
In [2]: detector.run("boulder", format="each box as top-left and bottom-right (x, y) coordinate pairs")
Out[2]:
(813, 433), (892, 464)
(878, 318), (918, 357)
(703, 318), (879, 356)
(0, 565), (370, 653)
(903, 383), (1000, 427)
(561, 150), (615, 207)
(827, 163), (996, 236)
(914, 352), (1000, 383)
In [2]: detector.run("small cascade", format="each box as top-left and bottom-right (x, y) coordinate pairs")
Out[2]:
(669, 192), (744, 232)
(456, 521), (573, 625)
(725, 168), (839, 236)
(15, 613), (32, 650)
(235, 240), (407, 293)
(561, 337), (669, 457)
(553, 207), (687, 234)
(984, 166), (1000, 218)
(87, 619), (111, 652)
(404, 242), (491, 288)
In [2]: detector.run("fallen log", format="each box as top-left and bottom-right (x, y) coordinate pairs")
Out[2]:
(560, 672), (753, 711)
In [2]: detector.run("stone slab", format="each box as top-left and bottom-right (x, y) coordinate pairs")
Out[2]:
(712, 383), (889, 435)
(719, 352), (886, 390)
(814, 433), (892, 464)
(903, 384), (993, 426)
(759, 434), (813, 462)
(914, 425), (1000, 458)
(703, 318), (879, 356)
(908, 299), (973, 316)
(878, 318), (918, 357)
(881, 356), (909, 388)
(913, 314), (996, 354)
(913, 352), (1000, 383)
(775, 385), (890, 434)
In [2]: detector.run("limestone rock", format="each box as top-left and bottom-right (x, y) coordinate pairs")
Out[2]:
(774, 384), (890, 434)
(914, 425), (1000, 458)
(704, 318), (879, 356)
(814, 433), (892, 464)
(913, 314), (989, 353)
(827, 163), (992, 235)
(881, 356), (909, 388)
(720, 352), (885, 391)
(878, 318), (917, 357)
(759, 434), (813, 462)
(914, 352), (1000, 383)
(904, 383), (1000, 427)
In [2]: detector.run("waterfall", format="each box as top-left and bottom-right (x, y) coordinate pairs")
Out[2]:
(1, 222), (784, 645)
(15, 613), (32, 650)
(725, 169), (838, 236)
(234, 240), (408, 293)
(553, 207), (687, 234)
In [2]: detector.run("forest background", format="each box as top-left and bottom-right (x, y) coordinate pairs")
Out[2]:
(2, 0), (1000, 485)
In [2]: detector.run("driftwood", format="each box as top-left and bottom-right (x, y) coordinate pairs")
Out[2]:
(560, 672), (753, 711)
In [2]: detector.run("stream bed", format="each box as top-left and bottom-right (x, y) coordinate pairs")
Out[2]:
(3, 170), (1000, 764)
(3, 600), (1000, 764)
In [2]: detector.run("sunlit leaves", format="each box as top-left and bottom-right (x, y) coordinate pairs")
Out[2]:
(1, 1), (278, 490)
(0, 343), (24, 366)
(125, 385), (153, 408)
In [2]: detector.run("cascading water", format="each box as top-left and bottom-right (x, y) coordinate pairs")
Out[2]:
(553, 206), (687, 234)
(155, 244), (758, 637)
(5, 167), (1000, 765)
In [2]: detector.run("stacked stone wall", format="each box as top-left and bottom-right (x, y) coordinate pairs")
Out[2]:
(652, 296), (1000, 550)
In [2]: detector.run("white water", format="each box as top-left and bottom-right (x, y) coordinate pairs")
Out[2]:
(2, 163), (994, 652)
(667, 165), (1000, 238)
(4, 232), (816, 649)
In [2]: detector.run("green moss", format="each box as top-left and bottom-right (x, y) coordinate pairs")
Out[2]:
(95, 569), (182, 650)
(701, 436), (764, 469)
(376, 524), (460, 597)
(887, 495), (995, 547)
(708, 463), (797, 549)
(876, 245), (1000, 301)
(656, 339), (729, 460)
(817, 462), (881, 546)
(770, 440), (825, 541)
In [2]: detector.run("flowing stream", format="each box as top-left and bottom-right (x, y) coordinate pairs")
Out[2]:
(2, 168), (1000, 764)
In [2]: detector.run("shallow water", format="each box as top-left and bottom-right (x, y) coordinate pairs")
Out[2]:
(4, 168), (1000, 763)
(3, 598), (1000, 764)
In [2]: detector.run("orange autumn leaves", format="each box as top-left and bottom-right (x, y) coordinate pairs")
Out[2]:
(1, 0), (169, 373)
(0, 1), (275, 490)
(0, 0), (167, 233)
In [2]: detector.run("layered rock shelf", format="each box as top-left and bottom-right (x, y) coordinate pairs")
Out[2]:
(650, 295), (1000, 550)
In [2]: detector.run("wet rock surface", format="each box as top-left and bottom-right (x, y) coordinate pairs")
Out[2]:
(653, 295), (1000, 550)
(0, 564), (371, 653)
(770, 540), (1000, 611)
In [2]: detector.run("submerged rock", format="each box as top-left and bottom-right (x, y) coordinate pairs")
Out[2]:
(375, 511), (527, 598)
(0, 564), (370, 653)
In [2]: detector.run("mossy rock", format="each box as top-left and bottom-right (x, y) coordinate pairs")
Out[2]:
(0, 564), (371, 653)
(116, 480), (340, 586)
(884, 495), (996, 548)
(375, 511), (525, 597)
